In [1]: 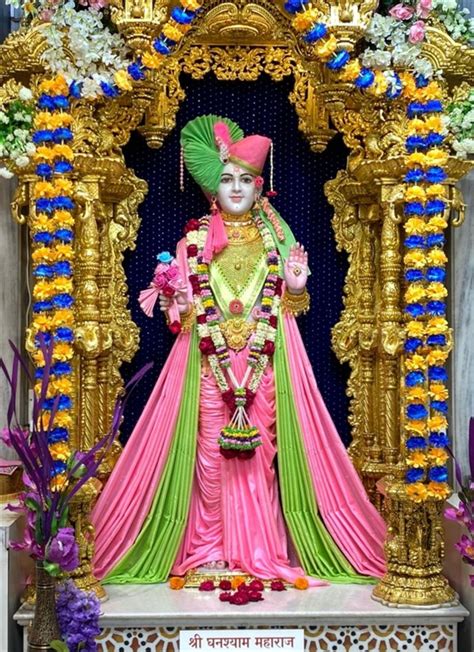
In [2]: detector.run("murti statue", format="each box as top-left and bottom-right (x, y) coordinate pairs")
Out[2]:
(92, 115), (386, 586)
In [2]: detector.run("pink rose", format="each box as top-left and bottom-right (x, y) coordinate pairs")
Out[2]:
(166, 265), (179, 280)
(416, 0), (432, 18)
(154, 262), (169, 276)
(152, 273), (167, 290)
(408, 20), (426, 43)
(389, 3), (415, 20)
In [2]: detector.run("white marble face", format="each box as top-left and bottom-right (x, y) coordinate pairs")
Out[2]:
(216, 163), (256, 215)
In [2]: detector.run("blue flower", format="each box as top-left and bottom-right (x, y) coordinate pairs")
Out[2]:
(157, 251), (173, 263)
(404, 202), (425, 216)
(52, 362), (72, 376)
(54, 229), (74, 243)
(426, 233), (444, 248)
(426, 301), (446, 316)
(35, 367), (45, 379)
(406, 371), (425, 386)
(355, 68), (375, 89)
(406, 135), (426, 151)
(427, 334), (446, 347)
(52, 293), (74, 309)
(36, 163), (53, 178)
(429, 433), (449, 447)
(53, 96), (69, 110)
(429, 466), (448, 482)
(405, 337), (423, 353)
(69, 81), (82, 98)
(406, 468), (424, 483)
(48, 428), (69, 444)
(171, 6), (196, 23)
(53, 128), (73, 143)
(44, 395), (72, 411)
(33, 130), (54, 144)
(54, 196), (75, 210)
(404, 235), (425, 248)
(36, 198), (53, 213)
(54, 160), (73, 174)
(428, 366), (448, 382)
(425, 199), (446, 216)
(51, 460), (68, 476)
(38, 94), (55, 110)
(431, 400), (448, 413)
(407, 102), (425, 118)
(34, 264), (54, 278)
(404, 168), (424, 183)
(55, 327), (74, 342)
(405, 269), (424, 282)
(406, 436), (427, 450)
(426, 132), (444, 147)
(284, 0), (305, 13)
(425, 99), (443, 113)
(386, 73), (402, 99)
(34, 232), (54, 245)
(100, 82), (119, 98)
(407, 404), (428, 420)
(35, 332), (52, 346)
(153, 38), (173, 55)
(54, 261), (72, 277)
(426, 267), (445, 282)
(425, 167), (447, 183)
(326, 50), (350, 70)
(405, 303), (425, 317)
(33, 300), (53, 313)
(304, 22), (328, 42)
(127, 60), (146, 80)
(415, 74), (429, 88)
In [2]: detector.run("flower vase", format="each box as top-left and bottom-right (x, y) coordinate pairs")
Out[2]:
(28, 561), (60, 652)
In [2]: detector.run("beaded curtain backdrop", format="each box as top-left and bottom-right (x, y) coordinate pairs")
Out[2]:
(121, 73), (351, 445)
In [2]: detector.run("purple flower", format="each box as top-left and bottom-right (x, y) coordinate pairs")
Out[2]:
(46, 527), (79, 572)
(56, 580), (101, 652)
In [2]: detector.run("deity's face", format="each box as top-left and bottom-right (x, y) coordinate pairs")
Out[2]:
(216, 163), (257, 215)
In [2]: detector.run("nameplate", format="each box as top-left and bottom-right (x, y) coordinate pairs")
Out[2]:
(180, 629), (303, 651)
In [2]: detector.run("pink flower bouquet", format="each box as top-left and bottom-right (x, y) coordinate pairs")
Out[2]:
(138, 251), (186, 327)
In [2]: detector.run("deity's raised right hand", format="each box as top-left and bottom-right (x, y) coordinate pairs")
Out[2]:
(159, 289), (190, 314)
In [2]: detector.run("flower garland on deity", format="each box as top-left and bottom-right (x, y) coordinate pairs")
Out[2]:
(0, 86), (35, 178)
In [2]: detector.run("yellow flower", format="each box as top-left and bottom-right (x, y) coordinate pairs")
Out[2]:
(39, 75), (69, 96)
(420, 81), (443, 101)
(404, 217), (426, 235)
(407, 387), (427, 403)
(407, 451), (427, 468)
(426, 349), (448, 366)
(426, 317), (448, 334)
(34, 146), (55, 162)
(428, 415), (447, 431)
(32, 315), (52, 331)
(315, 34), (338, 61)
(33, 280), (55, 300)
(231, 576), (247, 590)
(407, 152), (426, 168)
(51, 377), (74, 394)
(294, 577), (309, 590)
(32, 247), (56, 263)
(406, 321), (425, 337)
(426, 282), (447, 301)
(50, 473), (69, 492)
(169, 576), (186, 590)
(114, 70), (134, 92)
(292, 8), (320, 32)
(408, 118), (428, 134)
(426, 148), (448, 167)
(425, 216), (448, 233)
(49, 442), (71, 462)
(404, 186), (426, 203)
(32, 213), (52, 231)
(426, 481), (450, 500)
(142, 51), (165, 70)
(429, 383), (449, 401)
(399, 72), (417, 99)
(53, 144), (74, 161)
(405, 420), (427, 436)
(181, 0), (201, 9)
(405, 285), (425, 304)
(53, 343), (74, 361)
(427, 249), (447, 266)
(51, 278), (73, 294)
(406, 482), (428, 503)
(163, 22), (185, 42)
(54, 244), (74, 260)
(51, 309), (74, 327)
(54, 411), (72, 428)
(339, 60), (361, 82)
(404, 250), (426, 269)
(426, 447), (449, 466)
(34, 181), (55, 198)
(425, 115), (443, 133)
(35, 112), (74, 130)
(53, 212), (75, 228)
(367, 71), (388, 96)
(405, 354), (426, 371)
(425, 184), (447, 199)
(54, 178), (74, 195)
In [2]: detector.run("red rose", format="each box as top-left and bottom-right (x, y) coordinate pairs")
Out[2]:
(219, 592), (232, 602)
(220, 448), (237, 459)
(168, 321), (182, 335)
(270, 580), (286, 591)
(238, 450), (255, 460)
(222, 389), (236, 412)
(275, 277), (283, 294)
(184, 219), (200, 234)
(162, 285), (175, 298)
(237, 583), (248, 592)
(262, 341), (275, 356)
(197, 314), (207, 325)
(187, 244), (198, 257)
(249, 579), (264, 592)
(269, 315), (278, 329)
(199, 337), (215, 355)
(219, 580), (232, 591)
(199, 580), (215, 591)
(189, 273), (199, 286)
(230, 592), (249, 605)
(248, 590), (263, 602)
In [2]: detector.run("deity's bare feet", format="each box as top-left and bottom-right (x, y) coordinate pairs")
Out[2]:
(199, 560), (228, 571)
(215, 561), (228, 570)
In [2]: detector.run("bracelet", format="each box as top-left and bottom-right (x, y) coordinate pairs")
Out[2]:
(281, 288), (310, 317)
(180, 305), (196, 332)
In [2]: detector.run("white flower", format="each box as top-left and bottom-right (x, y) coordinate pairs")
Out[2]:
(15, 155), (29, 168)
(0, 167), (14, 179)
(0, 112), (9, 124)
(25, 142), (36, 155)
(18, 87), (33, 102)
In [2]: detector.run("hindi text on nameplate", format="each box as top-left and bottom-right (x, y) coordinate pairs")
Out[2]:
(180, 629), (304, 651)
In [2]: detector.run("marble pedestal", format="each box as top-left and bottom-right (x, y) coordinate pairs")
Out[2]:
(14, 583), (468, 652)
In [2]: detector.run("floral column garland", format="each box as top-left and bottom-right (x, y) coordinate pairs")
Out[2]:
(31, 76), (75, 492)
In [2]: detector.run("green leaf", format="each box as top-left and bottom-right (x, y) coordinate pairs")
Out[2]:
(50, 640), (70, 652)
(59, 507), (69, 529)
(43, 561), (61, 577)
(24, 497), (41, 513)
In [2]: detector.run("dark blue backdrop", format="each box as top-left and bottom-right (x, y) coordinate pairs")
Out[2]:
(121, 72), (352, 446)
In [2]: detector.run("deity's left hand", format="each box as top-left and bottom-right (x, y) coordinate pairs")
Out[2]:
(284, 243), (308, 294)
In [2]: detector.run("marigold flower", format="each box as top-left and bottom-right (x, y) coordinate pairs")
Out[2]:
(405, 355), (426, 371)
(34, 181), (55, 198)
(405, 285), (425, 304)
(292, 8), (320, 32)
(51, 377), (74, 394)
(55, 411), (72, 428)
(34, 146), (56, 162)
(407, 152), (426, 168)
(32, 213), (52, 230)
(162, 22), (185, 41)
(231, 576), (247, 590)
(427, 250), (447, 266)
(425, 115), (443, 133)
(50, 473), (69, 492)
(169, 576), (186, 590)
(315, 34), (338, 61)
(51, 278), (73, 294)
(426, 349), (448, 366)
(404, 186), (426, 203)
(142, 51), (165, 70)
(406, 321), (425, 337)
(406, 482), (428, 502)
(407, 451), (427, 468)
(368, 71), (388, 96)
(429, 383), (449, 401)
(425, 216), (448, 233)
(419, 81), (443, 101)
(407, 387), (427, 403)
(404, 250), (426, 268)
(49, 442), (71, 462)
(53, 144), (74, 161)
(54, 178), (74, 194)
(425, 149), (448, 167)
(294, 577), (309, 590)
(408, 118), (427, 134)
(339, 60), (361, 82)
(399, 72), (417, 99)
(404, 420), (427, 435)
(54, 211), (75, 227)
(54, 244), (74, 260)
(428, 415), (447, 431)
(51, 309), (74, 327)
(32, 247), (56, 263)
(425, 184), (447, 199)
(426, 447), (449, 466)
(181, 0), (201, 9)
(33, 280), (55, 300)
(53, 343), (74, 361)
(39, 75), (69, 96)
(425, 282), (447, 300)
(426, 317), (448, 334)
(426, 481), (450, 500)
(32, 315), (52, 331)
(114, 70), (134, 92)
